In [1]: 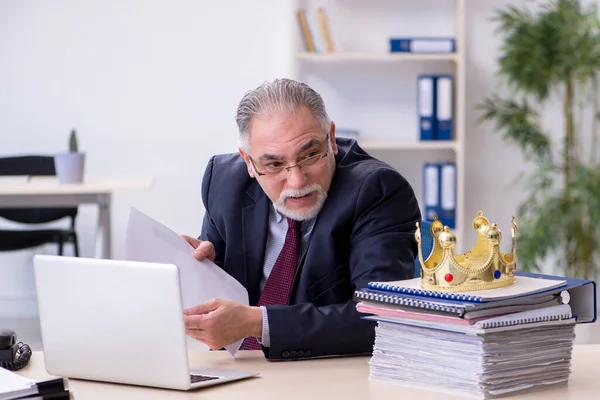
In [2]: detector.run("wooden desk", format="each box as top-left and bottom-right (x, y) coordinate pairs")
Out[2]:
(0, 177), (153, 258)
(15, 346), (600, 399)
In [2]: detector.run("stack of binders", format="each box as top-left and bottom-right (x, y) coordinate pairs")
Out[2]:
(355, 272), (596, 399)
(423, 162), (455, 228)
(418, 74), (453, 141)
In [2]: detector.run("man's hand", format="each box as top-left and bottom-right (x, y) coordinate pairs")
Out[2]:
(181, 235), (216, 262)
(184, 299), (263, 350)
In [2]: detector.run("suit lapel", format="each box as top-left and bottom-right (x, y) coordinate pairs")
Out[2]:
(241, 180), (269, 306)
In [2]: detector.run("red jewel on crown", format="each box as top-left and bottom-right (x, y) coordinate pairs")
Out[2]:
(444, 273), (453, 283)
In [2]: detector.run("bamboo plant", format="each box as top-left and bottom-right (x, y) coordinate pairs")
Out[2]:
(478, 0), (600, 280)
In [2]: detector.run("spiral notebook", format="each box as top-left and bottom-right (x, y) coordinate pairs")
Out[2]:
(353, 289), (467, 316)
(363, 304), (574, 335)
(367, 276), (566, 303)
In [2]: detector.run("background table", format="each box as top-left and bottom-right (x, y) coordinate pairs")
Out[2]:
(0, 177), (153, 259)
(15, 345), (600, 400)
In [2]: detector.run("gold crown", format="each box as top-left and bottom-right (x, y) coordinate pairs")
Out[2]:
(415, 211), (517, 293)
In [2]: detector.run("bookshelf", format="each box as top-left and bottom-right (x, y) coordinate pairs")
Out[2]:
(293, 0), (467, 249)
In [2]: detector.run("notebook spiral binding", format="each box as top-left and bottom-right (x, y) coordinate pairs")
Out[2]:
(477, 314), (571, 329)
(354, 290), (465, 317)
(367, 282), (483, 302)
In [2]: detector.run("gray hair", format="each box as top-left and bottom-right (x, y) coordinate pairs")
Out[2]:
(235, 78), (331, 152)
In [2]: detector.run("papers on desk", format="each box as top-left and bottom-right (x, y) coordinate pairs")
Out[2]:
(124, 207), (249, 356)
(0, 367), (70, 400)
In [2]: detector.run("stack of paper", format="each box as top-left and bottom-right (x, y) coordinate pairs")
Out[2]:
(355, 275), (584, 399)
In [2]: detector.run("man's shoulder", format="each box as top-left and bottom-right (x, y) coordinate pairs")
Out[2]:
(210, 152), (245, 167)
(335, 137), (408, 185)
(207, 152), (249, 178)
(202, 152), (254, 199)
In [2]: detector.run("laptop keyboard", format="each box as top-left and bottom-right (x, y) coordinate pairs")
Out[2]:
(190, 374), (221, 383)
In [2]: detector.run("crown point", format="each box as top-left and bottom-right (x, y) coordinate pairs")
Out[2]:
(487, 225), (501, 245)
(473, 212), (490, 233)
(433, 215), (439, 221)
(430, 218), (444, 238)
(439, 228), (456, 249)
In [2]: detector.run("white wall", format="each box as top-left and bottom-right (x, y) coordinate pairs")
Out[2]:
(0, 0), (295, 317)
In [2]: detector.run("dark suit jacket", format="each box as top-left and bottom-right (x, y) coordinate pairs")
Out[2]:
(199, 137), (421, 360)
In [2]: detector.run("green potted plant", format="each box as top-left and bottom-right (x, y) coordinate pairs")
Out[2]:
(478, 0), (600, 280)
(54, 128), (85, 184)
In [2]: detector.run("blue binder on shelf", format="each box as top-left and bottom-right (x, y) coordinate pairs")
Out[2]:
(422, 163), (440, 222)
(418, 75), (436, 141)
(390, 37), (456, 53)
(436, 75), (453, 141)
(439, 162), (456, 229)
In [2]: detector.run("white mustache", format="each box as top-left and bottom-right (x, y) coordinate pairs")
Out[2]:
(280, 184), (321, 200)
(274, 183), (327, 221)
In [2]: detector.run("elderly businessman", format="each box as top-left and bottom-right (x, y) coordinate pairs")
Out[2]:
(182, 78), (421, 360)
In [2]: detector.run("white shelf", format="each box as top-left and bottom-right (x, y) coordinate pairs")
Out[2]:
(297, 52), (459, 62)
(356, 140), (457, 151)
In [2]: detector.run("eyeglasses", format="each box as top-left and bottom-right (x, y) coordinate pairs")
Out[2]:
(249, 150), (328, 177)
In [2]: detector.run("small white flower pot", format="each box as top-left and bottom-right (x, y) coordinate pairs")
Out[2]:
(54, 153), (85, 184)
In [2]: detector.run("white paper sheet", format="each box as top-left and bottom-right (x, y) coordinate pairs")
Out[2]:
(0, 366), (36, 398)
(124, 207), (249, 356)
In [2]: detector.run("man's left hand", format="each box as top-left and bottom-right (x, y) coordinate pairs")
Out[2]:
(184, 299), (263, 350)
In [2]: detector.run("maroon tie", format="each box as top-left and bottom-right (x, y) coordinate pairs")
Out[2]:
(243, 217), (302, 350)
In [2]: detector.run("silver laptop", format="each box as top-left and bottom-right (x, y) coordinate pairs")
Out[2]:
(32, 255), (259, 390)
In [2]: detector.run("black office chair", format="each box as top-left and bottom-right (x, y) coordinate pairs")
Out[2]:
(0, 155), (80, 256)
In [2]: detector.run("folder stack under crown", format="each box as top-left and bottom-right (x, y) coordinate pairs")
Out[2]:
(355, 272), (596, 399)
